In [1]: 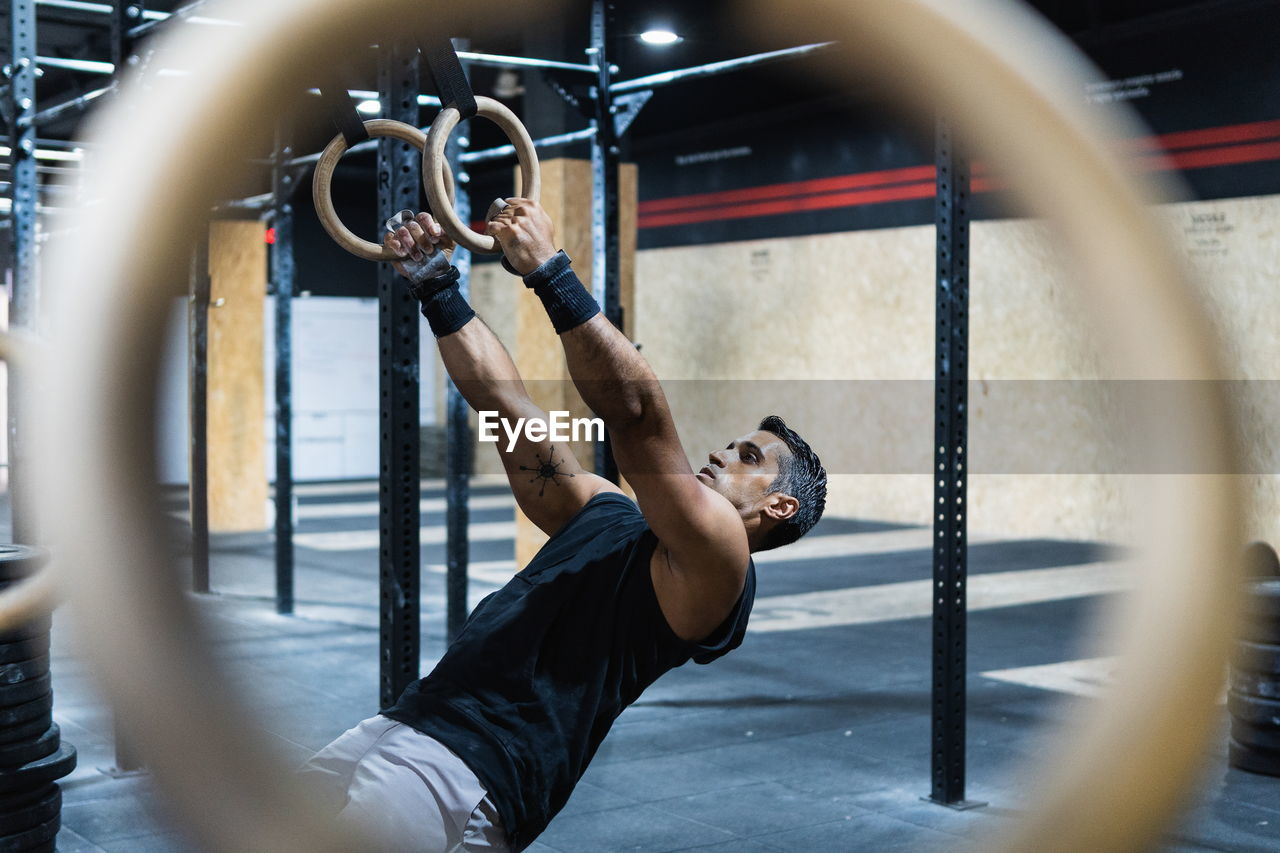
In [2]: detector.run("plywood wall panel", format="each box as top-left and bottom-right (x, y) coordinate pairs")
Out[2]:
(207, 220), (267, 532)
(632, 194), (1280, 546)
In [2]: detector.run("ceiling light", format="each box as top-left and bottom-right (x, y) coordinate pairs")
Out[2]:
(640, 30), (682, 46)
(355, 99), (381, 115)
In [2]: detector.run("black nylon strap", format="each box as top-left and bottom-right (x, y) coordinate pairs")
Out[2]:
(317, 83), (369, 148)
(423, 38), (477, 119)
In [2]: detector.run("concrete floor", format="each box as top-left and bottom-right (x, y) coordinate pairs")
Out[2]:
(17, 480), (1280, 852)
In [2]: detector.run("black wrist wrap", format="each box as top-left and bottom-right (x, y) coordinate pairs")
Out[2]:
(411, 266), (475, 338)
(522, 251), (600, 334)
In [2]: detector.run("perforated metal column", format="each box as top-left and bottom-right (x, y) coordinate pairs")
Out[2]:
(7, 0), (37, 544)
(189, 237), (211, 594)
(272, 123), (296, 616)
(109, 1), (137, 69)
(444, 40), (472, 643)
(929, 118), (982, 810)
(377, 42), (423, 710)
(590, 0), (620, 484)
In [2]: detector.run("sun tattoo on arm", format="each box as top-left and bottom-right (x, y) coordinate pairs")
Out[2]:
(519, 446), (575, 497)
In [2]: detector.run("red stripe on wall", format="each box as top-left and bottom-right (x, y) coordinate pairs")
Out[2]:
(637, 180), (937, 229)
(635, 118), (1280, 229)
(1134, 119), (1280, 153)
(637, 165), (936, 215)
(1152, 139), (1280, 171)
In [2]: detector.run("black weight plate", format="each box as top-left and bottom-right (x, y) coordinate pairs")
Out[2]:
(0, 622), (50, 646)
(0, 678), (49, 711)
(1234, 640), (1280, 674)
(1243, 579), (1280, 620)
(1231, 669), (1280, 699)
(0, 725), (58, 770)
(0, 639), (49, 667)
(1244, 541), (1280, 578)
(0, 785), (56, 814)
(17, 843), (53, 853)
(1227, 690), (1280, 726)
(0, 547), (48, 584)
(0, 745), (75, 795)
(1228, 739), (1280, 778)
(0, 786), (58, 836)
(1238, 618), (1280, 645)
(0, 696), (51, 731)
(0, 717), (51, 749)
(1232, 719), (1280, 752)
(0, 813), (58, 853)
(0, 659), (47, 688)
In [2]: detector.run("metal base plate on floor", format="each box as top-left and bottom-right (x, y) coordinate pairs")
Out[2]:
(97, 765), (147, 779)
(922, 795), (989, 811)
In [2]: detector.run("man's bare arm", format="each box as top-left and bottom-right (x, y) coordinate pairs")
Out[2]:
(485, 200), (748, 638)
(387, 214), (618, 536)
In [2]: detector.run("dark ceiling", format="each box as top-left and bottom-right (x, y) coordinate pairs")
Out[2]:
(3, 0), (1275, 182)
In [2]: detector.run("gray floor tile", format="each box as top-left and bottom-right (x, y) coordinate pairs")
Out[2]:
(580, 752), (762, 804)
(651, 780), (872, 837)
(62, 795), (173, 845)
(557, 781), (636, 818)
(14, 486), (1269, 853)
(97, 833), (194, 853)
(535, 803), (736, 852)
(51, 827), (107, 853)
(754, 811), (977, 852)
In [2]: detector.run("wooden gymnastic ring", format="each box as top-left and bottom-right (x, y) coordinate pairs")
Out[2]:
(33, 1), (1246, 852)
(424, 96), (540, 254)
(312, 118), (455, 261)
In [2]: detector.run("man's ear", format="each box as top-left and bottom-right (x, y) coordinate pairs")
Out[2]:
(764, 493), (799, 523)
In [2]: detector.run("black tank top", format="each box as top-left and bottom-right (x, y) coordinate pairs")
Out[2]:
(384, 492), (756, 850)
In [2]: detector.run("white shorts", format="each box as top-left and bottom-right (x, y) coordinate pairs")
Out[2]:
(298, 715), (509, 853)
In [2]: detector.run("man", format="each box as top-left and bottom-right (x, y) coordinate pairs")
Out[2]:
(300, 200), (827, 852)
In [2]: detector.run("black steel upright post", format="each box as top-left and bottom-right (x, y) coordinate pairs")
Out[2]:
(928, 118), (982, 811)
(108, 2), (140, 71)
(189, 237), (211, 594)
(444, 39), (472, 642)
(7, 0), (37, 544)
(377, 41), (422, 710)
(590, 0), (621, 484)
(271, 122), (296, 616)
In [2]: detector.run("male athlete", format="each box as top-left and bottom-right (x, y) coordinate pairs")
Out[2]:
(300, 200), (826, 852)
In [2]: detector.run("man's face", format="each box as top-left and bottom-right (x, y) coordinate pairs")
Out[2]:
(696, 429), (790, 514)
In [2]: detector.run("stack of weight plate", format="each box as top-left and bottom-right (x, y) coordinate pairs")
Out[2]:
(0, 546), (75, 852)
(1229, 541), (1280, 777)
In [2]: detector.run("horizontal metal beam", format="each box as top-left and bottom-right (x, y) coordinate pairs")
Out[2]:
(212, 191), (273, 213)
(36, 0), (155, 19)
(463, 126), (596, 164)
(456, 51), (596, 74)
(0, 180), (78, 194)
(610, 41), (835, 94)
(22, 83), (113, 128)
(35, 0), (240, 28)
(128, 0), (240, 39)
(36, 55), (114, 74)
(304, 88), (442, 108)
(0, 143), (85, 161)
(0, 162), (81, 175)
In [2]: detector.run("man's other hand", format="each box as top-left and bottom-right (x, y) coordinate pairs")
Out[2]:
(384, 212), (454, 281)
(485, 198), (558, 276)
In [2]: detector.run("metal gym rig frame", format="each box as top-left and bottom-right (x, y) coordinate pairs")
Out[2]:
(2, 0), (978, 808)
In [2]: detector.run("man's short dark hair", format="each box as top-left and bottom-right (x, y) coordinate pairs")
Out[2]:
(757, 415), (826, 551)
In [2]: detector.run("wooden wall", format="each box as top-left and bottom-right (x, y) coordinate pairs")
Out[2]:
(207, 220), (268, 532)
(446, 179), (1280, 555)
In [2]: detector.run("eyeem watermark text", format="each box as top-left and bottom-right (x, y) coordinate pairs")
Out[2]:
(478, 411), (605, 452)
